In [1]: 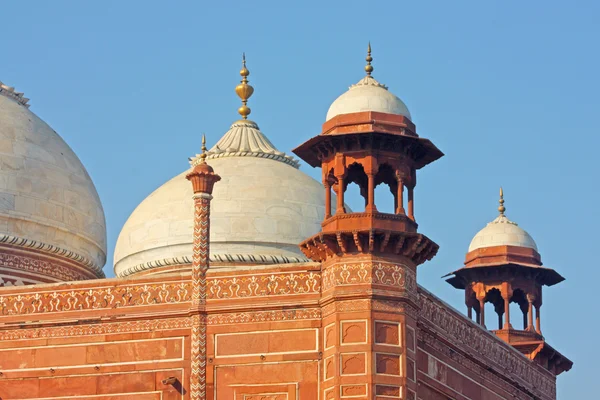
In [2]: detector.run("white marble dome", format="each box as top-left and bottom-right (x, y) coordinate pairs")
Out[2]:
(0, 82), (106, 276)
(468, 214), (538, 252)
(326, 75), (411, 121)
(114, 120), (331, 277)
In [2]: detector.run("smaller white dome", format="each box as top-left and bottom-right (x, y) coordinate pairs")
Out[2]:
(468, 214), (537, 252)
(326, 76), (411, 121)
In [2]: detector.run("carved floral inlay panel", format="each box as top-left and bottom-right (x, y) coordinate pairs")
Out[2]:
(322, 262), (416, 293)
(0, 269), (322, 317)
(208, 271), (320, 299)
(0, 281), (191, 316)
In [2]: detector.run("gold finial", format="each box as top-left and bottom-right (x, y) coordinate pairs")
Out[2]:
(365, 42), (373, 76)
(498, 187), (506, 215)
(235, 52), (254, 119)
(200, 134), (208, 163)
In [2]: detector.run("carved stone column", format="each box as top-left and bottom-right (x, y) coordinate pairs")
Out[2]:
(527, 293), (536, 332)
(324, 178), (332, 219)
(476, 292), (486, 328)
(395, 173), (405, 215)
(186, 152), (221, 400)
(502, 284), (513, 330)
(407, 186), (415, 221)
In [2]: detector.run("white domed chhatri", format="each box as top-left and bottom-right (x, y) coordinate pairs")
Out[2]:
(468, 189), (537, 252)
(0, 81), (106, 284)
(326, 44), (411, 121)
(114, 57), (331, 277)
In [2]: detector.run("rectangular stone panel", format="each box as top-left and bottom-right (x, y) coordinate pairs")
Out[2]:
(215, 361), (316, 398)
(375, 353), (401, 376)
(340, 320), (367, 344)
(375, 385), (401, 397)
(341, 384), (367, 397)
(407, 357), (416, 382)
(325, 322), (336, 350)
(427, 355), (447, 384)
(215, 328), (317, 357)
(233, 383), (296, 400)
(374, 321), (400, 346)
(0, 338), (183, 370)
(406, 325), (415, 352)
(340, 352), (367, 375)
(0, 371), (181, 399)
(24, 395), (161, 400)
(324, 354), (336, 380)
(324, 387), (335, 400)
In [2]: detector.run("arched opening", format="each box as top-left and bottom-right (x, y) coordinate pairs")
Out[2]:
(485, 288), (504, 330)
(344, 163), (368, 212)
(510, 289), (528, 330)
(345, 182), (364, 212)
(374, 164), (397, 214)
(466, 291), (478, 322)
(325, 168), (336, 218)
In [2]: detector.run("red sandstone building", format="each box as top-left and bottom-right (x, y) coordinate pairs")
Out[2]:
(0, 49), (571, 399)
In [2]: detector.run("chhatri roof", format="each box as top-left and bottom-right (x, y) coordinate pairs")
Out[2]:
(468, 188), (538, 252)
(326, 44), (411, 121)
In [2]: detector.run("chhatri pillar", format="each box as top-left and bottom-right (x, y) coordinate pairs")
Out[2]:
(445, 189), (572, 376)
(294, 44), (443, 399)
(186, 135), (221, 400)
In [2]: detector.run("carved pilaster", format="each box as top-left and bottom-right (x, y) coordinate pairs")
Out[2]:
(320, 255), (419, 398)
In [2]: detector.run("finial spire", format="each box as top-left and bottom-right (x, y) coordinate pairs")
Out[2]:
(235, 52), (254, 120)
(498, 187), (506, 215)
(365, 42), (373, 76)
(200, 134), (208, 164)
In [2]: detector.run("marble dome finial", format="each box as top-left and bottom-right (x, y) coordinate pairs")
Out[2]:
(498, 187), (506, 215)
(200, 134), (208, 163)
(235, 53), (254, 120)
(0, 81), (30, 108)
(365, 42), (373, 76)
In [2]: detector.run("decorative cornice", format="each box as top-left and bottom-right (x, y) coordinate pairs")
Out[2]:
(418, 287), (556, 399)
(117, 253), (310, 277)
(0, 280), (191, 317)
(300, 229), (438, 265)
(0, 234), (104, 277)
(0, 81), (30, 108)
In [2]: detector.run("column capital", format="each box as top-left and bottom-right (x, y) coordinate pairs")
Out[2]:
(186, 163), (221, 195)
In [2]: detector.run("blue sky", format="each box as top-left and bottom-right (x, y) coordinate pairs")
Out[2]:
(2, 1), (598, 396)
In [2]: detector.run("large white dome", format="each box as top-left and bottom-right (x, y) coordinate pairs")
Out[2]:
(0, 82), (106, 282)
(468, 214), (538, 252)
(114, 120), (329, 277)
(326, 75), (411, 121)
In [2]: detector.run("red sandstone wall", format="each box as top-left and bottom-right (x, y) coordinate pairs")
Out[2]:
(0, 274), (192, 400)
(0, 265), (557, 400)
(0, 330), (188, 399)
